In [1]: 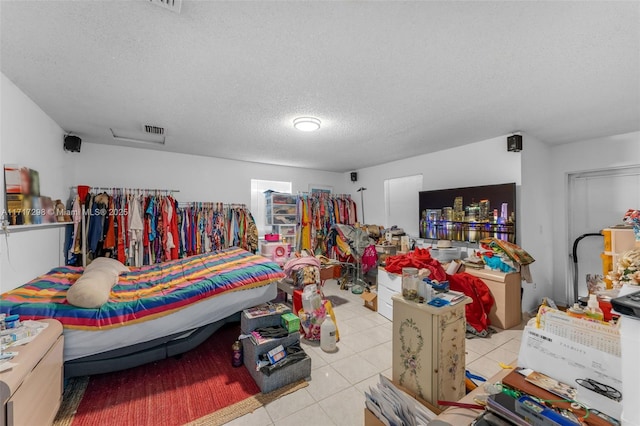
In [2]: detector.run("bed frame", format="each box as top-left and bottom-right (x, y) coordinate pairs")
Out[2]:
(63, 312), (240, 378)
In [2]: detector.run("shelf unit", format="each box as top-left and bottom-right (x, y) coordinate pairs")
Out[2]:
(265, 193), (297, 226)
(0, 221), (72, 234)
(265, 192), (297, 246)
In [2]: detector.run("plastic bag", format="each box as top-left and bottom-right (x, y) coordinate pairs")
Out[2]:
(302, 284), (322, 312)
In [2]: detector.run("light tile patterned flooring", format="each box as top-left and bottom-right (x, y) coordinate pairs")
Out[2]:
(227, 281), (525, 426)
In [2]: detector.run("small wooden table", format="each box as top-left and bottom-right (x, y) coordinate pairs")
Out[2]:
(0, 319), (64, 426)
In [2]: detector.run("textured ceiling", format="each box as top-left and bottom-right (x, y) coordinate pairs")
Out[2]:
(1, 1), (639, 172)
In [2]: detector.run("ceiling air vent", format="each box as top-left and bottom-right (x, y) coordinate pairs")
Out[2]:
(148, 0), (182, 14)
(144, 125), (165, 136)
(110, 128), (165, 146)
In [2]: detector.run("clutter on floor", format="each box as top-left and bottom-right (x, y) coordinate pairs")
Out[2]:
(239, 302), (311, 393)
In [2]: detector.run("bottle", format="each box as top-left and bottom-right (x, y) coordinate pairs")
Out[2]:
(566, 303), (585, 318)
(231, 340), (243, 367)
(320, 317), (337, 352)
(418, 279), (433, 303)
(585, 294), (604, 321)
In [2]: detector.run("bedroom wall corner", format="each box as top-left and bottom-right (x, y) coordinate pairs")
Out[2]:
(1, 72), (74, 293)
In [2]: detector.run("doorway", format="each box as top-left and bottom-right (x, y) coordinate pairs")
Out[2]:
(567, 166), (640, 302)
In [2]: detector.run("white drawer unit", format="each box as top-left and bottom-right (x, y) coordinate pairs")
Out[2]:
(377, 267), (402, 320)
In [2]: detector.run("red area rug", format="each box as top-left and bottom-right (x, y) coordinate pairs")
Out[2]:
(54, 323), (307, 426)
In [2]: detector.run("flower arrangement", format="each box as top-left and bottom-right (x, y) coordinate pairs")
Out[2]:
(608, 249), (640, 286)
(623, 209), (640, 241)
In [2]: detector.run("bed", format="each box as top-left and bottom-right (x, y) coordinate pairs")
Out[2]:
(1, 247), (284, 377)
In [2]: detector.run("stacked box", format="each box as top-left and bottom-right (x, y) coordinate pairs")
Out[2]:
(240, 303), (291, 334)
(241, 303), (311, 393)
(242, 333), (311, 393)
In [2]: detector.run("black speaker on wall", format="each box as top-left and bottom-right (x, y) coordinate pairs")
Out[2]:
(350, 172), (358, 182)
(64, 135), (82, 152)
(507, 134), (522, 152)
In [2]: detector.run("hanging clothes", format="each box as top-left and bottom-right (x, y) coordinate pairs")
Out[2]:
(128, 194), (144, 267)
(176, 202), (257, 255)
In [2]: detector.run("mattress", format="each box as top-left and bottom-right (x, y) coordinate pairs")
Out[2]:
(1, 247), (284, 361)
(63, 282), (276, 361)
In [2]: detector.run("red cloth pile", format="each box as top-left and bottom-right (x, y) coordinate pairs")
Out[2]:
(384, 248), (447, 282)
(448, 272), (494, 332)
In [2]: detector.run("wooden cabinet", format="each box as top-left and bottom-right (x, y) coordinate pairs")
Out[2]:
(463, 267), (521, 329)
(392, 295), (469, 410)
(0, 319), (64, 426)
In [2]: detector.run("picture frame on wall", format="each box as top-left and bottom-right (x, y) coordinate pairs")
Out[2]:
(309, 184), (333, 195)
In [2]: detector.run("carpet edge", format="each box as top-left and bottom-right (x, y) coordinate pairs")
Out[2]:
(184, 379), (310, 426)
(53, 376), (90, 426)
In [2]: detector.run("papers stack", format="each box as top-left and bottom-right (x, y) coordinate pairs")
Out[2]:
(364, 374), (437, 426)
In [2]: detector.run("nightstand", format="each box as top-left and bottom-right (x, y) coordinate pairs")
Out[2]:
(0, 319), (64, 426)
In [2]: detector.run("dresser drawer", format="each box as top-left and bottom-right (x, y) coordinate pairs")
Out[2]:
(377, 284), (398, 321)
(6, 335), (63, 426)
(377, 268), (401, 293)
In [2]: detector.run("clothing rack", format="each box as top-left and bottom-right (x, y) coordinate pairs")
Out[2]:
(71, 186), (180, 195)
(176, 201), (257, 255)
(68, 186), (179, 267)
(299, 192), (352, 199)
(178, 202), (247, 209)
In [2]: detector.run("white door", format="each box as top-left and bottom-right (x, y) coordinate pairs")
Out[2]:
(568, 166), (640, 302)
(384, 174), (423, 237)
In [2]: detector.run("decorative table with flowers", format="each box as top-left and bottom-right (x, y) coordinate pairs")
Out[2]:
(391, 294), (471, 411)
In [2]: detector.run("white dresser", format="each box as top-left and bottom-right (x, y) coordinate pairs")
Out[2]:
(377, 267), (402, 320)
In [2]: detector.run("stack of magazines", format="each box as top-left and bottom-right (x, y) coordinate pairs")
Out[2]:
(365, 374), (437, 426)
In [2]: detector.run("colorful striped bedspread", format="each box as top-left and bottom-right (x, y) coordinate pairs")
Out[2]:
(1, 247), (284, 330)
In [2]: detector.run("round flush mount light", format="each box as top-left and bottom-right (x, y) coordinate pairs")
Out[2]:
(293, 117), (321, 132)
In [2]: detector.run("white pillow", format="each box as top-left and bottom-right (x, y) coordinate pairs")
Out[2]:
(85, 257), (130, 274)
(66, 258), (129, 308)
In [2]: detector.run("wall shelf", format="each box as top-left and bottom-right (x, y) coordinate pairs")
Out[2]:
(0, 222), (72, 234)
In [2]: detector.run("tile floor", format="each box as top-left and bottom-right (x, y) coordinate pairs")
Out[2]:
(227, 281), (526, 426)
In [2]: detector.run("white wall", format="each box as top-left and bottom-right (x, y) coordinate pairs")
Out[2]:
(72, 143), (345, 205)
(354, 135), (522, 229)
(0, 73), (74, 292)
(550, 131), (640, 304)
(353, 134), (549, 309)
(520, 134), (553, 311)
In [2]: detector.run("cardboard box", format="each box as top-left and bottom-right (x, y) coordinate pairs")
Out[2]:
(361, 291), (378, 311)
(280, 312), (300, 333)
(364, 407), (384, 426)
(320, 264), (340, 281)
(363, 378), (441, 426)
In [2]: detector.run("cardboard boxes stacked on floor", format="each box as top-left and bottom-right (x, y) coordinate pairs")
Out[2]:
(240, 303), (311, 393)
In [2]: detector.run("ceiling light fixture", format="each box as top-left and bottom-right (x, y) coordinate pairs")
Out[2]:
(293, 117), (321, 132)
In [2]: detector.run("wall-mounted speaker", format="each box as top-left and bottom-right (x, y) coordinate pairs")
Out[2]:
(507, 134), (522, 152)
(350, 172), (358, 182)
(64, 135), (82, 152)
